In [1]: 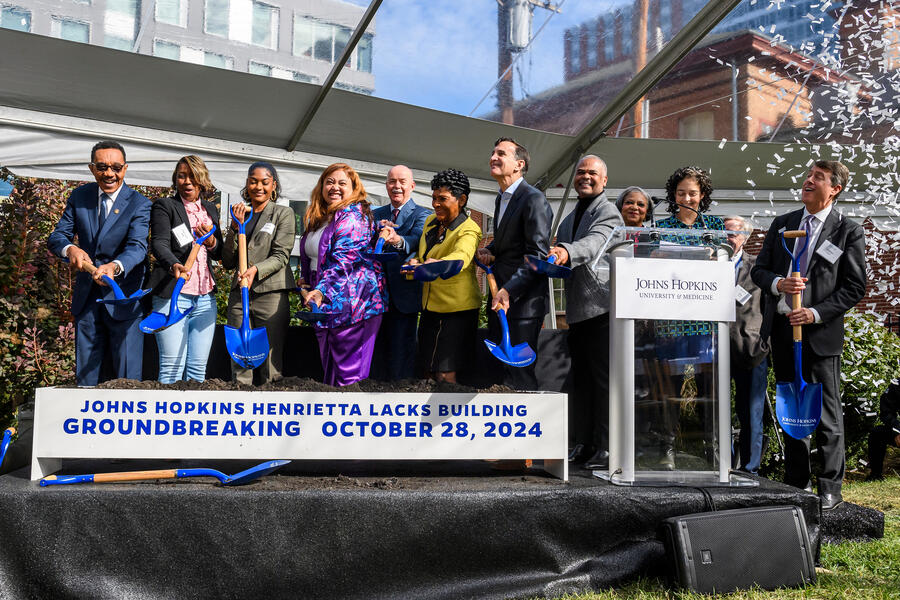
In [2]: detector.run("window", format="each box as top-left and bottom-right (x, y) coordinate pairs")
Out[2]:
(660, 0), (672, 39)
(204, 51), (233, 69)
(251, 1), (278, 49)
(568, 33), (580, 73)
(51, 17), (90, 43)
(586, 24), (597, 68)
(153, 38), (180, 59)
(156, 0), (187, 27)
(604, 15), (615, 61)
(356, 33), (372, 73)
(678, 111), (715, 140)
(1, 6), (30, 32)
(293, 72), (315, 83)
(293, 16), (314, 57)
(248, 61), (272, 76)
(105, 0), (139, 46)
(313, 20), (333, 61)
(333, 25), (351, 64)
(205, 0), (228, 37)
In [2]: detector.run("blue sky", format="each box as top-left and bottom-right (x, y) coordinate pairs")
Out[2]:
(367, 0), (634, 117)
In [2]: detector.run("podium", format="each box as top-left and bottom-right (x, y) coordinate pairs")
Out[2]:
(598, 226), (756, 486)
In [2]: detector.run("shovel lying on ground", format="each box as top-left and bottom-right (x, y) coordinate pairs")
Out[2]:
(363, 228), (399, 262)
(474, 259), (536, 368)
(80, 262), (149, 306)
(39, 459), (290, 487)
(224, 206), (269, 369)
(775, 230), (823, 440)
(0, 428), (14, 469)
(400, 260), (464, 282)
(293, 287), (328, 323)
(140, 225), (218, 334)
(523, 254), (572, 279)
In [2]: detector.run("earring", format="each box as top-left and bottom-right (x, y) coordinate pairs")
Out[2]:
(271, 189), (278, 202)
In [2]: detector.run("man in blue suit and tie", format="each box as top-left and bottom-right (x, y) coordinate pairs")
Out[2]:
(370, 165), (431, 380)
(48, 141), (151, 386)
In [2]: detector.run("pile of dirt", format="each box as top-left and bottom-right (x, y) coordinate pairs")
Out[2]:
(94, 377), (515, 394)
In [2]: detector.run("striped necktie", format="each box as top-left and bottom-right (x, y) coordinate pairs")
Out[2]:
(98, 193), (110, 230)
(797, 215), (814, 275)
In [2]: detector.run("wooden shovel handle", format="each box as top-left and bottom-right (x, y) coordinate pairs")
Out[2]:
(783, 230), (807, 239)
(92, 469), (178, 483)
(237, 231), (249, 289)
(180, 238), (205, 279)
(485, 271), (500, 298)
(80, 262), (98, 275)
(790, 270), (803, 342)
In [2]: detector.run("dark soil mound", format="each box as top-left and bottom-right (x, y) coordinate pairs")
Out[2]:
(94, 377), (515, 394)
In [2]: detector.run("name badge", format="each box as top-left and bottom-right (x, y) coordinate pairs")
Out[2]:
(172, 223), (193, 247)
(735, 284), (752, 306)
(816, 239), (843, 264)
(260, 222), (276, 235)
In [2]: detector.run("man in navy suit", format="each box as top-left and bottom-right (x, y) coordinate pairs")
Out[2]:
(370, 165), (431, 380)
(752, 159), (866, 510)
(477, 137), (552, 391)
(48, 141), (151, 386)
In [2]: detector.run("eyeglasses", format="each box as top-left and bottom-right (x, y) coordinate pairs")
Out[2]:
(90, 162), (126, 173)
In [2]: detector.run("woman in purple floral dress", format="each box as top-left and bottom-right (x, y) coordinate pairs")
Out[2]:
(299, 163), (386, 386)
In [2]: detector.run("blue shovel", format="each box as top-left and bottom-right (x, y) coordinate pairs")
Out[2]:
(524, 254), (572, 279)
(0, 427), (14, 469)
(224, 206), (269, 369)
(140, 225), (217, 334)
(474, 259), (536, 368)
(79, 262), (150, 305)
(400, 260), (464, 282)
(363, 228), (400, 262)
(40, 459), (290, 487)
(775, 230), (823, 440)
(294, 287), (328, 323)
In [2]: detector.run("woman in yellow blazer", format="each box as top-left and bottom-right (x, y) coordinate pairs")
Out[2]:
(406, 169), (482, 383)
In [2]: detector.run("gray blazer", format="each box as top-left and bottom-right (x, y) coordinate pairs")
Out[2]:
(556, 192), (624, 324)
(730, 252), (768, 369)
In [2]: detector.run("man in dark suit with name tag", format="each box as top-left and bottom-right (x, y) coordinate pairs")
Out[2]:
(751, 160), (866, 510)
(723, 215), (768, 474)
(476, 137), (552, 391)
(48, 140), (151, 386)
(371, 165), (431, 380)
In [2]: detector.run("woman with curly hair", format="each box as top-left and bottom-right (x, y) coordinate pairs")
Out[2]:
(299, 163), (386, 386)
(406, 169), (482, 383)
(653, 166), (724, 470)
(655, 166), (724, 233)
(223, 161), (297, 384)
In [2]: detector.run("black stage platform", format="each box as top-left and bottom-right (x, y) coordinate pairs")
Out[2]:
(0, 460), (821, 599)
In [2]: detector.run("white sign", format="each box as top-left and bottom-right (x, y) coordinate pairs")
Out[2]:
(614, 257), (735, 322)
(32, 388), (568, 480)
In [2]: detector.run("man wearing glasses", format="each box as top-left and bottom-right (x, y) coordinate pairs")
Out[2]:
(48, 140), (151, 386)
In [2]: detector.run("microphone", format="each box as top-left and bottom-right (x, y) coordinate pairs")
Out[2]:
(652, 196), (714, 244)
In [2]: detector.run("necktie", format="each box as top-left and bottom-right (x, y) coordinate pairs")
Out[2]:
(493, 192), (502, 233)
(391, 208), (400, 223)
(98, 193), (109, 230)
(797, 215), (814, 275)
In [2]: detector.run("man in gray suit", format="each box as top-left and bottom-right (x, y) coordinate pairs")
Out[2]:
(548, 155), (624, 470)
(723, 215), (769, 473)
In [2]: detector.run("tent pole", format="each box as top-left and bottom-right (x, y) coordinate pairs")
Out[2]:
(533, 0), (741, 191)
(286, 0), (382, 152)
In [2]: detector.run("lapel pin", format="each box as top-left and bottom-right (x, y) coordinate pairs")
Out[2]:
(114, 209), (119, 214)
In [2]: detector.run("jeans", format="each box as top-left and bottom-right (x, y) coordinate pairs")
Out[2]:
(152, 292), (217, 384)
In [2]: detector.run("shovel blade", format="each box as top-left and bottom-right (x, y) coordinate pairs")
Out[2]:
(99, 288), (151, 305)
(523, 254), (572, 279)
(413, 260), (463, 281)
(224, 324), (269, 369)
(224, 459), (291, 485)
(140, 306), (194, 334)
(484, 339), (536, 368)
(775, 381), (823, 439)
(294, 310), (328, 323)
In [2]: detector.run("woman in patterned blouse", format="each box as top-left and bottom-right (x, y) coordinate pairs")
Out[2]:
(299, 163), (387, 387)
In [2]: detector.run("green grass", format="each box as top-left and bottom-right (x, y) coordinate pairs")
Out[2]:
(551, 469), (900, 600)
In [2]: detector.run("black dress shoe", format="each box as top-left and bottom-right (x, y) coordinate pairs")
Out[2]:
(584, 450), (609, 470)
(820, 493), (843, 511)
(567, 444), (593, 463)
